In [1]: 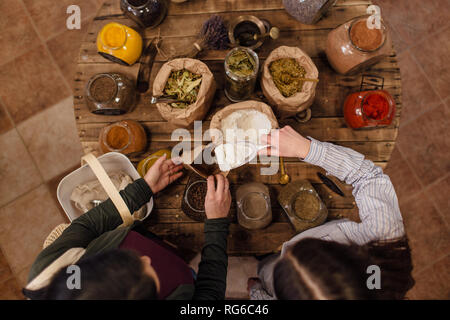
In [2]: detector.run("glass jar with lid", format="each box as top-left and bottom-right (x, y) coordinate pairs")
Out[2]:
(120, 0), (168, 29)
(224, 47), (259, 102)
(236, 182), (272, 230)
(99, 120), (147, 155)
(85, 73), (136, 115)
(325, 16), (392, 75)
(344, 89), (396, 129)
(181, 174), (208, 222)
(278, 180), (327, 233)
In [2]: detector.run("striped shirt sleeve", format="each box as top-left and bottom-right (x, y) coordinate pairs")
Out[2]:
(303, 138), (405, 245)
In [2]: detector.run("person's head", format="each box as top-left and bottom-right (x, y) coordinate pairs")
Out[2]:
(24, 249), (160, 300)
(273, 237), (414, 300)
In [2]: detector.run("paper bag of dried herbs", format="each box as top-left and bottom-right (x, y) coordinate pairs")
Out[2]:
(261, 46), (319, 119)
(153, 58), (216, 127)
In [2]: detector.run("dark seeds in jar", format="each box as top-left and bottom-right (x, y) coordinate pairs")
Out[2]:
(90, 76), (117, 102)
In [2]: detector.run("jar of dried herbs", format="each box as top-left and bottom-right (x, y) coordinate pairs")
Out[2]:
(278, 180), (327, 233)
(236, 182), (272, 230)
(224, 47), (259, 102)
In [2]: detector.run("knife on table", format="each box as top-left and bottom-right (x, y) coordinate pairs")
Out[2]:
(136, 38), (158, 94)
(317, 172), (345, 197)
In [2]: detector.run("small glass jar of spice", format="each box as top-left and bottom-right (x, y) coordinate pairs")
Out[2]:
(344, 90), (396, 129)
(99, 120), (147, 155)
(120, 0), (168, 29)
(181, 174), (208, 222)
(85, 73), (136, 115)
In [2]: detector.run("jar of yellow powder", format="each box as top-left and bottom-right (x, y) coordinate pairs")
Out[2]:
(97, 22), (143, 66)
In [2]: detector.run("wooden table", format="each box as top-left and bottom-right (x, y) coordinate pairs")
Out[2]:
(74, 0), (401, 255)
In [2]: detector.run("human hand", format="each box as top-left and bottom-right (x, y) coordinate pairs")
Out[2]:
(259, 126), (311, 159)
(144, 154), (183, 193)
(205, 174), (231, 220)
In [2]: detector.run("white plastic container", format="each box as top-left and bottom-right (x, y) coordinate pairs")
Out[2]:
(57, 152), (153, 222)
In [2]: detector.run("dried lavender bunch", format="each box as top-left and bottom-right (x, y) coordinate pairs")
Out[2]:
(201, 15), (230, 50)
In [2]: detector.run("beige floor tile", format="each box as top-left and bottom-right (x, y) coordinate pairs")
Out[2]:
(23, 0), (99, 41)
(47, 18), (91, 91)
(400, 196), (450, 275)
(397, 51), (441, 125)
(0, 129), (42, 207)
(0, 277), (24, 300)
(16, 266), (31, 287)
(397, 103), (450, 187)
(411, 26), (450, 101)
(0, 45), (70, 124)
(0, 101), (13, 136)
(226, 257), (249, 299)
(0, 0), (41, 65)
(0, 185), (65, 276)
(407, 255), (450, 300)
(17, 97), (83, 181)
(426, 175), (449, 226)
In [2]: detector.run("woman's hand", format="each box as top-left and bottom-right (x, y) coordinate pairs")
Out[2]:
(205, 174), (231, 220)
(259, 126), (311, 159)
(144, 154), (183, 193)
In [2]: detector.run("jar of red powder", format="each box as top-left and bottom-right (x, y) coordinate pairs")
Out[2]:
(326, 16), (392, 75)
(344, 90), (395, 129)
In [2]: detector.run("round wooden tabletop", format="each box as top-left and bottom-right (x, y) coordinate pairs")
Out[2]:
(73, 0), (401, 255)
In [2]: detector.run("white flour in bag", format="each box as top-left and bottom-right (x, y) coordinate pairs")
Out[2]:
(221, 109), (272, 145)
(216, 110), (272, 171)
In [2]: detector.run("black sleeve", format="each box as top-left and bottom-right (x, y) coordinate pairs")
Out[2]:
(193, 218), (230, 300)
(28, 178), (153, 282)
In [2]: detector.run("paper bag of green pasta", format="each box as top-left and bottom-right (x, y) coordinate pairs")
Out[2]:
(261, 46), (319, 119)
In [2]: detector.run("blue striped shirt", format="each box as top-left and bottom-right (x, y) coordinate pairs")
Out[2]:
(250, 138), (405, 299)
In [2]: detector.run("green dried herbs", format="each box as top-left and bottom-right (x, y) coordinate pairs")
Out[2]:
(226, 49), (256, 77)
(163, 69), (202, 109)
(269, 58), (307, 97)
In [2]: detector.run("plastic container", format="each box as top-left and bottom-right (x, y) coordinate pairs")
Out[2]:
(57, 152), (153, 222)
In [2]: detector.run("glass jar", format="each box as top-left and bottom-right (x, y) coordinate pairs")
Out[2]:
(278, 180), (327, 233)
(99, 120), (147, 155)
(120, 0), (168, 29)
(325, 16), (392, 75)
(224, 47), (259, 102)
(283, 0), (338, 25)
(344, 90), (396, 129)
(236, 183), (272, 230)
(85, 73), (136, 115)
(97, 22), (143, 66)
(181, 174), (207, 222)
(137, 149), (172, 177)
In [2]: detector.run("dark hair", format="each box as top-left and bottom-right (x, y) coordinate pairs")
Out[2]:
(24, 249), (158, 300)
(273, 237), (414, 300)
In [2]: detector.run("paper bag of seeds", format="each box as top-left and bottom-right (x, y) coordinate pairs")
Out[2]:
(153, 58), (216, 128)
(209, 100), (279, 145)
(261, 46), (319, 119)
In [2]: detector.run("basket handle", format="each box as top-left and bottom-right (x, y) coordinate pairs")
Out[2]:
(81, 153), (134, 227)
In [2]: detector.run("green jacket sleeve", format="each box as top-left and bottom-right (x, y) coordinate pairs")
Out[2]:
(193, 218), (230, 300)
(28, 178), (153, 282)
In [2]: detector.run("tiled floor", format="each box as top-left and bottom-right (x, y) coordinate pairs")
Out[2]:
(0, 0), (448, 300)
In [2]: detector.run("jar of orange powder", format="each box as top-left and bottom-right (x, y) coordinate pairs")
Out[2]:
(99, 120), (147, 155)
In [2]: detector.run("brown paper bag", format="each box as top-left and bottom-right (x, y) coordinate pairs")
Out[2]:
(261, 46), (319, 119)
(153, 58), (216, 128)
(209, 100), (279, 144)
